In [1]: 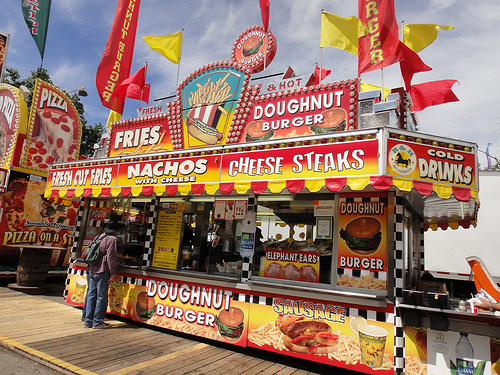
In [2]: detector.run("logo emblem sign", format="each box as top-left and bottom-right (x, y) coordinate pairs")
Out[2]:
(388, 144), (417, 175)
(232, 25), (277, 73)
(180, 64), (249, 147)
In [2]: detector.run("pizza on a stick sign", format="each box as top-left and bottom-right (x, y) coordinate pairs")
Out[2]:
(21, 79), (82, 174)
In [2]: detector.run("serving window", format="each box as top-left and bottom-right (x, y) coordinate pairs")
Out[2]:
(251, 194), (334, 285)
(78, 198), (149, 263)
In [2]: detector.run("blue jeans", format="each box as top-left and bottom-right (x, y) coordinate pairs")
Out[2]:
(81, 268), (90, 320)
(84, 272), (110, 327)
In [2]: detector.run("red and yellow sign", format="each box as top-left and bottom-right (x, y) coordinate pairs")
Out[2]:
(386, 138), (477, 189)
(109, 120), (173, 157)
(243, 80), (358, 142)
(22, 79), (82, 174)
(247, 297), (394, 373)
(231, 25), (277, 73)
(67, 273), (250, 347)
(337, 193), (388, 291)
(66, 268), (394, 373)
(0, 84), (28, 169)
(221, 139), (378, 182)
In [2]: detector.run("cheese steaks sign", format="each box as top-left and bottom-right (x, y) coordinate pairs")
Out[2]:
(49, 139), (378, 193)
(386, 138), (476, 188)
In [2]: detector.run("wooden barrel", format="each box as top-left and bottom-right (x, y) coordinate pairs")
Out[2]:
(16, 248), (51, 287)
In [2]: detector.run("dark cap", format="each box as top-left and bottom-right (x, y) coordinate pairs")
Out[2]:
(105, 221), (120, 233)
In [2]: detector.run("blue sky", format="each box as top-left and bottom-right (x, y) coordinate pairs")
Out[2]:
(2, 0), (500, 167)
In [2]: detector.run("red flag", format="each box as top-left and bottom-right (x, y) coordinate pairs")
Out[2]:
(399, 42), (432, 91)
(112, 66), (150, 104)
(358, 0), (403, 75)
(410, 80), (459, 111)
(96, 0), (141, 114)
(259, 0), (270, 31)
(313, 65), (332, 85)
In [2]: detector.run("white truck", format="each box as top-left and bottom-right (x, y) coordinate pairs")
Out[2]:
(425, 170), (500, 283)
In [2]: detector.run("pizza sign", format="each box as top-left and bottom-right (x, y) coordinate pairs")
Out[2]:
(0, 84), (28, 169)
(21, 79), (82, 173)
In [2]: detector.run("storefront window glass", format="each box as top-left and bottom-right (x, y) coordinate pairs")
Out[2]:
(79, 198), (149, 265)
(253, 195), (333, 285)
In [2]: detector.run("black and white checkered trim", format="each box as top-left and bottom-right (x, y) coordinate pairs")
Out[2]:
(241, 195), (256, 282)
(69, 202), (86, 261)
(144, 199), (158, 267)
(394, 193), (405, 373)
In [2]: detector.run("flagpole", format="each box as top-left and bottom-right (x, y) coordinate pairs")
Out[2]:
(400, 20), (405, 88)
(320, 48), (323, 83)
(139, 62), (148, 110)
(319, 9), (323, 83)
(176, 29), (184, 89)
(380, 68), (385, 101)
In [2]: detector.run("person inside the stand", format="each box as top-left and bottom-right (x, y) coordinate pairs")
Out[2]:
(474, 297), (500, 312)
(84, 221), (119, 329)
(183, 222), (194, 248)
(123, 234), (146, 265)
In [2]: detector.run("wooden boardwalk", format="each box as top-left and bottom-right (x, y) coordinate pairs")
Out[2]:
(0, 285), (353, 375)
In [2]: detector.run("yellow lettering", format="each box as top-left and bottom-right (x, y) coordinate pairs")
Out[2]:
(370, 49), (384, 63)
(367, 18), (379, 34)
(365, 1), (378, 17)
(123, 19), (130, 31)
(369, 33), (381, 49)
(105, 81), (116, 92)
(125, 8), (133, 20)
(110, 71), (120, 82)
(3, 232), (13, 245)
(102, 91), (112, 102)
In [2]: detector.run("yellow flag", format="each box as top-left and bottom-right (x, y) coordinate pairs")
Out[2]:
(402, 24), (454, 53)
(106, 109), (121, 131)
(143, 31), (182, 64)
(360, 82), (391, 101)
(320, 11), (368, 56)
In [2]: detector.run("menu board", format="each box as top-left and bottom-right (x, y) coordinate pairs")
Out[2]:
(152, 210), (183, 269)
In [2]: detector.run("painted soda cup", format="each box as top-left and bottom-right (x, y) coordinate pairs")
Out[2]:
(359, 325), (388, 368)
(73, 275), (87, 303)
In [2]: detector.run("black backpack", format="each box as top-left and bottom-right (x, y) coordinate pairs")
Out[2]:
(83, 234), (109, 266)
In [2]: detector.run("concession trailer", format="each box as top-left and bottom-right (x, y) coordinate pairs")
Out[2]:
(46, 26), (498, 375)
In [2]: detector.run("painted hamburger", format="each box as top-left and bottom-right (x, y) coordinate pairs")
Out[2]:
(277, 315), (338, 355)
(216, 306), (245, 342)
(242, 37), (264, 58)
(245, 120), (274, 142)
(310, 108), (347, 134)
(340, 217), (382, 254)
(135, 291), (156, 321)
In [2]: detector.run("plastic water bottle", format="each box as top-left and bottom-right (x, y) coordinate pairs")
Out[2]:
(455, 332), (474, 375)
